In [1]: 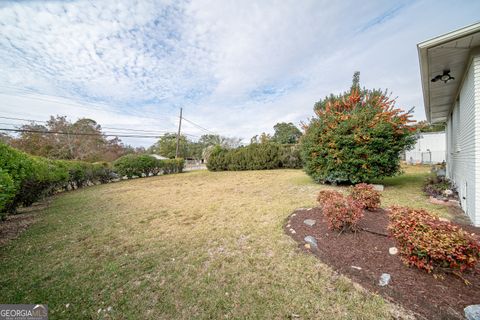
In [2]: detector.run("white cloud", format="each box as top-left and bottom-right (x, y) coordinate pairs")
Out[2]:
(0, 0), (479, 146)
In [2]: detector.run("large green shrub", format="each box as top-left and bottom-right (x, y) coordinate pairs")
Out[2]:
(163, 159), (185, 174)
(278, 144), (302, 169)
(17, 157), (69, 207)
(0, 169), (15, 219)
(113, 154), (184, 178)
(301, 77), (416, 184)
(206, 143), (302, 171)
(0, 143), (37, 212)
(56, 160), (115, 190)
(92, 162), (116, 184)
(0, 144), (71, 212)
(206, 146), (229, 171)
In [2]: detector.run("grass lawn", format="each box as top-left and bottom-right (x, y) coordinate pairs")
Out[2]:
(0, 166), (448, 319)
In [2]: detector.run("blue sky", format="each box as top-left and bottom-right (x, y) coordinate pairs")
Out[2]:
(0, 0), (479, 146)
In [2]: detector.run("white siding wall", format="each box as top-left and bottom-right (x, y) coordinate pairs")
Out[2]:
(447, 55), (478, 225)
(446, 109), (453, 179)
(405, 132), (446, 163)
(474, 55), (480, 226)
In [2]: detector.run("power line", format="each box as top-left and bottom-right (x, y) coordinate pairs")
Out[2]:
(0, 128), (163, 139)
(1, 87), (218, 135)
(0, 86), (219, 137)
(182, 116), (217, 134)
(0, 115), (200, 138)
(0, 115), (42, 123)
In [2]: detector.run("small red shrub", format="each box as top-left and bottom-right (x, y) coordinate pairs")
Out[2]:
(322, 194), (363, 232)
(349, 183), (381, 210)
(388, 206), (480, 273)
(317, 189), (343, 205)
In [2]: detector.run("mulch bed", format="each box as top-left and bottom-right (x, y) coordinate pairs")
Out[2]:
(286, 208), (480, 319)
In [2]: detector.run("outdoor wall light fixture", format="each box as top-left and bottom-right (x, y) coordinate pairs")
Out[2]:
(431, 70), (454, 83)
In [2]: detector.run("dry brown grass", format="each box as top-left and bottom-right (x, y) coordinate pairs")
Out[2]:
(0, 167), (439, 319)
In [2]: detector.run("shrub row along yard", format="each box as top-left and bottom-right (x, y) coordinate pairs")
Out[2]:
(207, 143), (301, 171)
(0, 143), (184, 219)
(0, 166), (455, 319)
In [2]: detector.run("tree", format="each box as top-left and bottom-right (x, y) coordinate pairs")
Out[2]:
(10, 115), (135, 162)
(350, 71), (360, 92)
(149, 133), (188, 159)
(272, 122), (302, 144)
(250, 132), (272, 144)
(0, 133), (12, 144)
(187, 141), (204, 160)
(301, 72), (416, 184)
(412, 120), (445, 133)
(149, 133), (242, 160)
(198, 134), (223, 146)
(199, 134), (242, 149)
(11, 123), (51, 157)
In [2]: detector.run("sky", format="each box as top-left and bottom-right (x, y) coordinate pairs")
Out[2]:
(0, 0), (479, 147)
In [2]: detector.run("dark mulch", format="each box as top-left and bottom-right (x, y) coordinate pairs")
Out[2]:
(286, 208), (480, 320)
(0, 201), (50, 247)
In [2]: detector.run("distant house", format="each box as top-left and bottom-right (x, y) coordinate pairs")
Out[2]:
(150, 154), (169, 160)
(418, 22), (480, 226)
(405, 131), (446, 164)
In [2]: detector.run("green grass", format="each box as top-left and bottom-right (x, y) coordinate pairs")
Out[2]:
(0, 166), (444, 319)
(375, 165), (450, 219)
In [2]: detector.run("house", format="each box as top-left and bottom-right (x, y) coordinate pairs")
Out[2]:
(418, 22), (480, 226)
(405, 131), (446, 164)
(150, 154), (169, 160)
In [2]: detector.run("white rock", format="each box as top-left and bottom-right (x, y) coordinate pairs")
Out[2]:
(378, 273), (391, 286)
(304, 236), (318, 248)
(65, 303), (70, 309)
(107, 307), (112, 312)
(465, 305), (480, 320)
(389, 247), (398, 255)
(303, 219), (316, 227)
(351, 266), (362, 270)
(289, 228), (296, 234)
(372, 184), (384, 191)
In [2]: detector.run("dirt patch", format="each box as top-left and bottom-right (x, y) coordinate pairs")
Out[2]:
(286, 208), (480, 320)
(0, 201), (50, 247)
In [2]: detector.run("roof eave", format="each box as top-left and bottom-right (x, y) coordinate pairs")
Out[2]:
(417, 22), (480, 124)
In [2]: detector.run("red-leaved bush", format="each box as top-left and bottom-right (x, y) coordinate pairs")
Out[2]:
(317, 189), (343, 205)
(388, 206), (480, 273)
(321, 193), (363, 232)
(349, 183), (381, 210)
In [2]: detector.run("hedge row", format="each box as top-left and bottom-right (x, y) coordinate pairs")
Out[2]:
(0, 143), (184, 218)
(206, 143), (302, 171)
(113, 155), (184, 178)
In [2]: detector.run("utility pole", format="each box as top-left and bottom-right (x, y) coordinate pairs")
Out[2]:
(175, 107), (183, 159)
